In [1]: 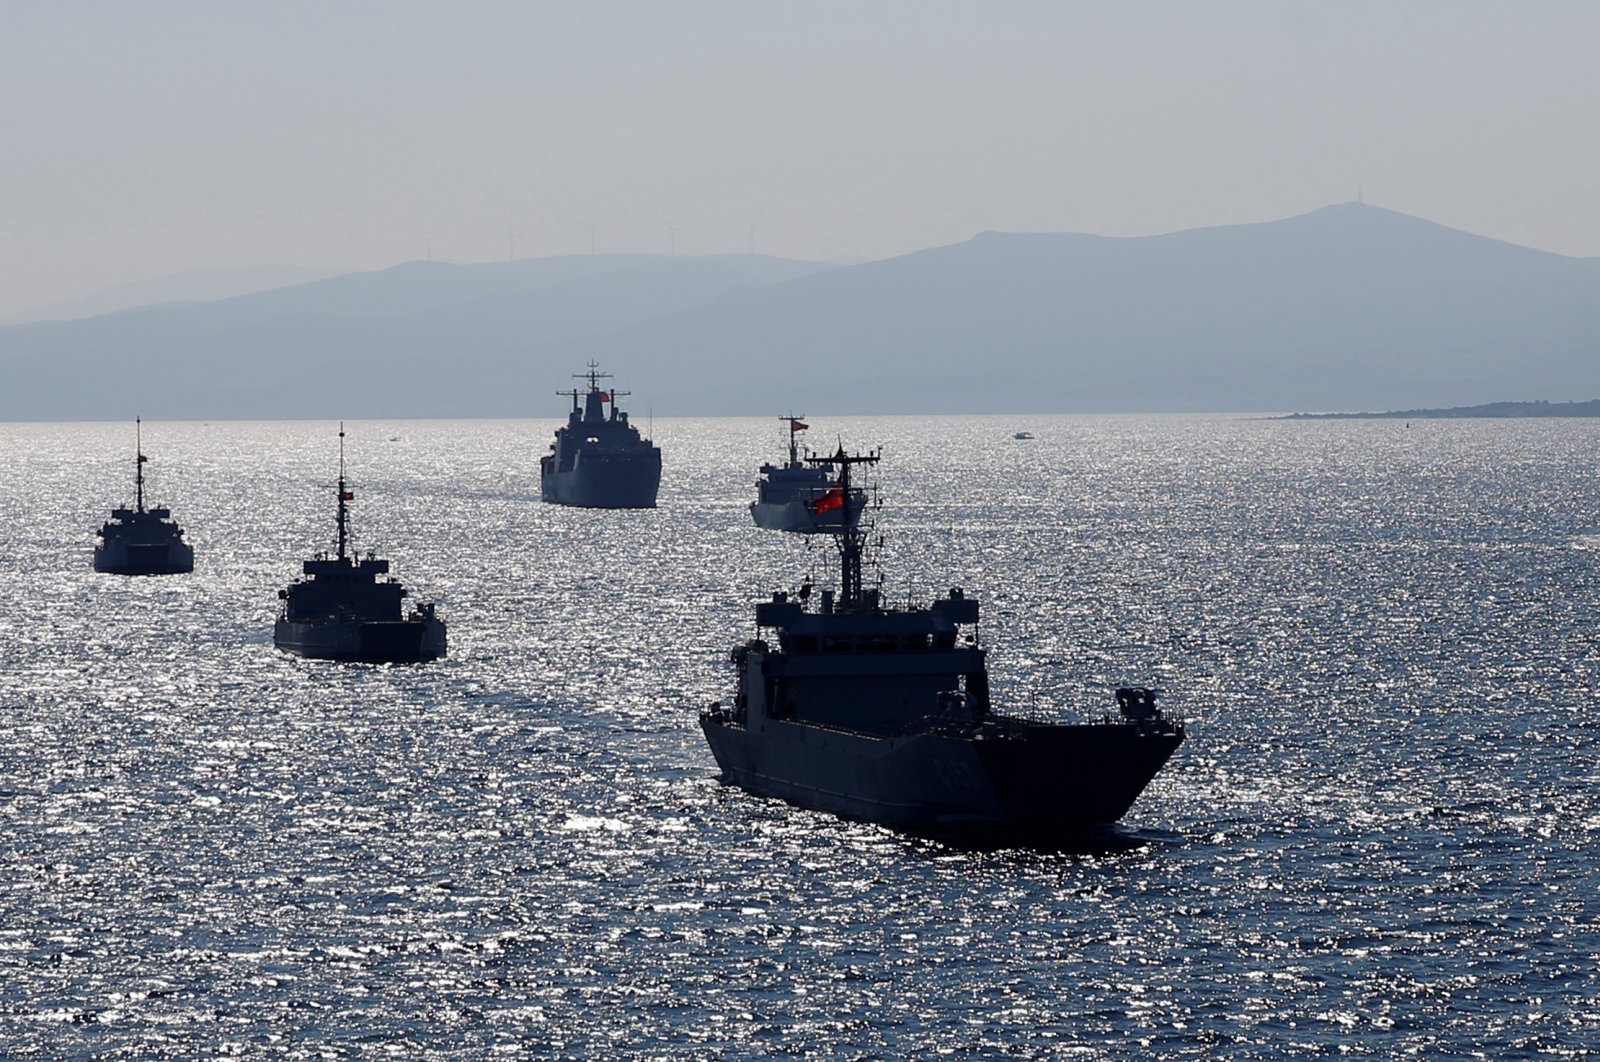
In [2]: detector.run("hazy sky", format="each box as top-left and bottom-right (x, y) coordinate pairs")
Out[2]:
(3, 1), (1597, 318)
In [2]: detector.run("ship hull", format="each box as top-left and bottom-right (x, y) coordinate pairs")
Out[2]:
(93, 539), (194, 576)
(700, 714), (1183, 842)
(274, 617), (447, 663)
(749, 496), (867, 534)
(541, 456), (661, 508)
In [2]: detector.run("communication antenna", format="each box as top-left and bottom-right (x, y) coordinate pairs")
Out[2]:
(134, 416), (147, 512)
(335, 422), (351, 561)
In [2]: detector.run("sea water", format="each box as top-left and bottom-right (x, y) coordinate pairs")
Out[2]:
(2, 415), (1598, 1058)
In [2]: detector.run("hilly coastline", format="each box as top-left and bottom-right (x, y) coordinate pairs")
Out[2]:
(1284, 399), (1600, 419)
(2, 265), (349, 326)
(3, 203), (1598, 420)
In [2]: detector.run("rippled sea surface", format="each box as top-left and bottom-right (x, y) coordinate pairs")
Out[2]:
(4, 415), (1600, 1058)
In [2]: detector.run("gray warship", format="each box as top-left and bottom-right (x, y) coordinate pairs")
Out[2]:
(749, 416), (867, 533)
(93, 418), (194, 576)
(701, 449), (1185, 843)
(540, 363), (661, 508)
(274, 426), (446, 663)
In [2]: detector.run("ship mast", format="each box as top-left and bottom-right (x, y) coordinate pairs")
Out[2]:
(134, 416), (147, 513)
(809, 448), (878, 607)
(336, 423), (350, 562)
(557, 361), (619, 419)
(783, 415), (807, 467)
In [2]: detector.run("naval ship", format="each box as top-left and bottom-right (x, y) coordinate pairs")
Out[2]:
(274, 426), (446, 663)
(749, 416), (867, 533)
(93, 418), (194, 576)
(540, 363), (661, 508)
(701, 449), (1185, 843)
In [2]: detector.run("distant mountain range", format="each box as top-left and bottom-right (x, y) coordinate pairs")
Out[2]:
(3, 264), (349, 326)
(4, 203), (1598, 420)
(1284, 399), (1600, 419)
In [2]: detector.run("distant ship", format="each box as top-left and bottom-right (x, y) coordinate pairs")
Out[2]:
(274, 426), (446, 663)
(749, 416), (867, 534)
(701, 449), (1184, 843)
(540, 363), (661, 508)
(93, 418), (194, 576)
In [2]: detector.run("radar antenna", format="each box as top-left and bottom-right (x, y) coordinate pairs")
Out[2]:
(557, 361), (627, 415)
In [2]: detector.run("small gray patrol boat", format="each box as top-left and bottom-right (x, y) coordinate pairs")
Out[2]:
(749, 417), (867, 533)
(540, 363), (661, 508)
(274, 426), (446, 663)
(701, 448), (1184, 843)
(94, 418), (194, 576)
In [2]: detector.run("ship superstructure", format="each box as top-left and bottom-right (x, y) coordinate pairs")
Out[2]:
(93, 418), (194, 576)
(540, 363), (661, 508)
(749, 416), (867, 533)
(701, 449), (1184, 842)
(274, 426), (446, 663)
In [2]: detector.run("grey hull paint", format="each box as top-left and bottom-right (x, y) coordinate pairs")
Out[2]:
(273, 617), (446, 663)
(541, 458), (661, 509)
(701, 713), (1182, 840)
(94, 538), (194, 576)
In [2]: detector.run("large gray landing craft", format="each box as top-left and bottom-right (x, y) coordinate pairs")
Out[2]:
(701, 449), (1184, 843)
(540, 363), (661, 508)
(274, 426), (446, 663)
(93, 418), (194, 576)
(749, 416), (867, 534)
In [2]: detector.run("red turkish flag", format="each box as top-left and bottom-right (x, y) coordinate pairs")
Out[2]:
(810, 488), (845, 514)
